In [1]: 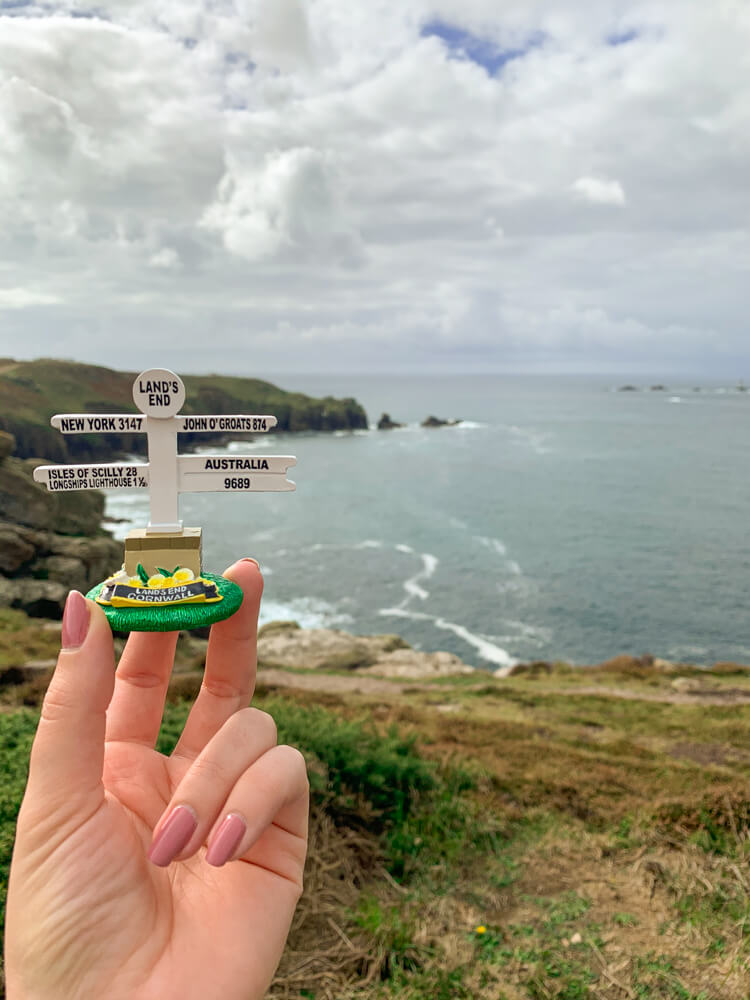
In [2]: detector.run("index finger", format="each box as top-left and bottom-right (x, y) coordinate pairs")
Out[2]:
(172, 558), (263, 761)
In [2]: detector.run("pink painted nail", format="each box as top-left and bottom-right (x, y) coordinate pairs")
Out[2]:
(62, 591), (90, 650)
(206, 813), (246, 867)
(148, 806), (198, 867)
(241, 557), (260, 569)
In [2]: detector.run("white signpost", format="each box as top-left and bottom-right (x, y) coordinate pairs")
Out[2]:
(33, 368), (296, 534)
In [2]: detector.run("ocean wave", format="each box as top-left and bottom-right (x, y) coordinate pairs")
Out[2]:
(667, 643), (708, 661)
(402, 552), (438, 602)
(476, 535), (507, 557)
(378, 607), (432, 621)
(249, 528), (278, 542)
(494, 618), (552, 644)
(433, 618), (516, 671)
(505, 424), (551, 455)
(474, 534), (523, 577)
(355, 539), (384, 549)
(259, 596), (354, 630)
(377, 606), (517, 672)
(104, 493), (147, 506)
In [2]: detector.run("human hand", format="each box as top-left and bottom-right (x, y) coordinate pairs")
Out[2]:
(4, 558), (308, 1000)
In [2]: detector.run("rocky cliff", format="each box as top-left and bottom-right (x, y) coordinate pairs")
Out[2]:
(0, 430), (121, 617)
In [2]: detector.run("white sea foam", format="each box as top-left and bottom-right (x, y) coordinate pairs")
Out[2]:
(669, 396), (682, 403)
(433, 618), (516, 671)
(475, 535), (523, 577)
(378, 607), (432, 621)
(259, 596), (354, 630)
(377, 606), (517, 672)
(355, 539), (383, 549)
(495, 618), (552, 644)
(396, 543), (414, 554)
(104, 493), (146, 506)
(456, 420), (484, 429)
(403, 580), (429, 601)
(667, 643), (709, 661)
(249, 528), (277, 542)
(400, 551), (438, 602)
(103, 495), (146, 538)
(506, 424), (551, 455)
(476, 535), (507, 557)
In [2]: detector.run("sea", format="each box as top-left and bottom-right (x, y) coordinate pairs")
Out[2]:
(104, 375), (750, 673)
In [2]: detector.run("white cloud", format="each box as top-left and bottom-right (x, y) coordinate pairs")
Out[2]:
(149, 247), (182, 270)
(0, 288), (61, 309)
(0, 1), (748, 373)
(572, 176), (626, 206)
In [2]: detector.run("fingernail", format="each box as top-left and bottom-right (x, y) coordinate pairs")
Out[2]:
(148, 805), (198, 867)
(241, 558), (260, 570)
(206, 813), (246, 867)
(62, 591), (90, 650)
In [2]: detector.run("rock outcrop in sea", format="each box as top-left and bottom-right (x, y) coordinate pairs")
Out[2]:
(376, 413), (404, 430)
(421, 415), (461, 427)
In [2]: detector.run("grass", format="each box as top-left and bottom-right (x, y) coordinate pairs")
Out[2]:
(2, 616), (750, 998)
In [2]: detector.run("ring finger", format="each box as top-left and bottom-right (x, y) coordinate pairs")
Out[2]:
(148, 706), (277, 867)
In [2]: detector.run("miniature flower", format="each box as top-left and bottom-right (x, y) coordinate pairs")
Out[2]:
(173, 568), (195, 584)
(128, 577), (142, 587)
(148, 574), (167, 588)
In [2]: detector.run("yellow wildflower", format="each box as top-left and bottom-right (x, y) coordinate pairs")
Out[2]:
(475, 925), (487, 935)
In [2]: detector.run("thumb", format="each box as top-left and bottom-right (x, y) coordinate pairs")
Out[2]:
(26, 591), (116, 817)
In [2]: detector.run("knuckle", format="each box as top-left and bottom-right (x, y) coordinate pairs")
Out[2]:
(190, 754), (227, 786)
(40, 680), (74, 724)
(242, 707), (277, 746)
(277, 745), (309, 783)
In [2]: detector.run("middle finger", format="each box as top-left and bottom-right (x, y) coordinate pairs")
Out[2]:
(105, 630), (180, 746)
(172, 558), (263, 761)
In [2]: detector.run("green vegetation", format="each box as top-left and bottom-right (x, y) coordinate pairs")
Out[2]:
(0, 358), (368, 461)
(0, 709), (39, 969)
(2, 622), (750, 998)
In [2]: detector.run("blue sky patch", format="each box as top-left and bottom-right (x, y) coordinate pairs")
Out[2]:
(421, 20), (543, 75)
(607, 28), (639, 46)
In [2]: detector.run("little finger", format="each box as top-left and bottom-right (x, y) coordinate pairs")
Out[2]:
(205, 744), (309, 876)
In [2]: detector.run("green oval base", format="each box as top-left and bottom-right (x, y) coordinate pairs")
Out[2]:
(86, 572), (244, 633)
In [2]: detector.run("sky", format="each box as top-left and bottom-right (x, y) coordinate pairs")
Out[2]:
(0, 0), (748, 376)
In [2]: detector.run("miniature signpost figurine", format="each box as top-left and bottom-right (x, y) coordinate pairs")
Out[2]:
(33, 368), (296, 632)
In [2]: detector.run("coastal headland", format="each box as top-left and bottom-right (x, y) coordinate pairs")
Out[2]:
(0, 358), (368, 463)
(0, 369), (748, 997)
